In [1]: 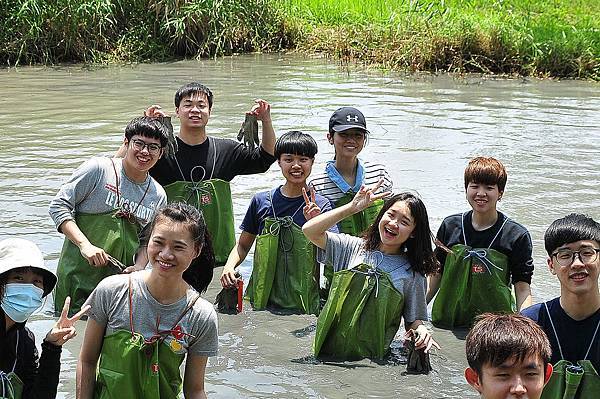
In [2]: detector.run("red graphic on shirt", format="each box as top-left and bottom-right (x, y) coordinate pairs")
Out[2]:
(104, 183), (118, 194)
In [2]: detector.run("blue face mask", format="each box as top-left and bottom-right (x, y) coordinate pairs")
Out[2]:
(1, 283), (44, 323)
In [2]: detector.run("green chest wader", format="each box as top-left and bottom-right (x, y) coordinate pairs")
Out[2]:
(432, 215), (514, 329)
(245, 215), (320, 315)
(94, 278), (199, 399)
(0, 331), (24, 399)
(541, 303), (600, 399)
(314, 263), (405, 360)
(54, 211), (140, 316)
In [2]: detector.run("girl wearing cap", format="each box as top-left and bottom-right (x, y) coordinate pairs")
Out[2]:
(77, 202), (218, 398)
(308, 106), (393, 237)
(0, 238), (88, 399)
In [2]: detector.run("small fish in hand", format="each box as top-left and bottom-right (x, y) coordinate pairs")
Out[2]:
(156, 115), (178, 158)
(237, 114), (259, 150)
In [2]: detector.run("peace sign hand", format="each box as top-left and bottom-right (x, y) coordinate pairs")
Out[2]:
(302, 187), (322, 220)
(44, 296), (90, 346)
(350, 179), (389, 213)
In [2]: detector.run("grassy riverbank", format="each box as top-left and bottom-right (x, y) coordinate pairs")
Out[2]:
(1, 0), (598, 79)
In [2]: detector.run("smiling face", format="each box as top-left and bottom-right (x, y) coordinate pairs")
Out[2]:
(123, 134), (163, 174)
(466, 181), (502, 216)
(377, 200), (416, 254)
(278, 153), (314, 185)
(176, 92), (211, 131)
(328, 128), (365, 160)
(548, 239), (600, 297)
(465, 355), (550, 399)
(147, 220), (200, 279)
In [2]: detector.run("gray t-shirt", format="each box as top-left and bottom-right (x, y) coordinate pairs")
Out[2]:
(85, 271), (218, 357)
(49, 156), (167, 230)
(318, 232), (428, 324)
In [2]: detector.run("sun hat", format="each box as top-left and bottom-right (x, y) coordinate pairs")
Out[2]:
(0, 238), (57, 297)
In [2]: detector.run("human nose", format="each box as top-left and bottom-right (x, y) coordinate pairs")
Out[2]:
(160, 247), (174, 259)
(139, 144), (150, 154)
(571, 252), (586, 267)
(509, 376), (527, 395)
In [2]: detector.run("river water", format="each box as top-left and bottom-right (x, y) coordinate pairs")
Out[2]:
(1, 54), (599, 398)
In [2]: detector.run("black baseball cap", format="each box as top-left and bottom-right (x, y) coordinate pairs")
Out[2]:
(329, 107), (369, 134)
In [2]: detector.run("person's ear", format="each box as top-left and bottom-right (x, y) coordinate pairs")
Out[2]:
(548, 257), (557, 275)
(498, 190), (504, 201)
(464, 368), (483, 393)
(544, 363), (554, 384)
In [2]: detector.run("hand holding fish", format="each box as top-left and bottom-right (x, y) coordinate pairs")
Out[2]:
(79, 242), (109, 267)
(248, 99), (271, 122)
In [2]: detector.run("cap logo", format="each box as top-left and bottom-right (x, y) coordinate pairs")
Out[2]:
(346, 114), (360, 123)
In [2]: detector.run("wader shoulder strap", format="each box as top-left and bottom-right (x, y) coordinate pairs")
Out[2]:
(171, 136), (217, 181)
(267, 189), (304, 221)
(461, 212), (509, 248)
(545, 301), (600, 361)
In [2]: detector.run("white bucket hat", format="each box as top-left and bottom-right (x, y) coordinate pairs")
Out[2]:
(0, 238), (57, 297)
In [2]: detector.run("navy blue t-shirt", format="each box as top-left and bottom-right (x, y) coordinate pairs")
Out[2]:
(240, 186), (335, 235)
(522, 297), (600, 371)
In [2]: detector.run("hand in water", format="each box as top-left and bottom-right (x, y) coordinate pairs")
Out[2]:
(79, 242), (108, 267)
(406, 324), (441, 353)
(45, 297), (90, 346)
(350, 179), (389, 213)
(220, 266), (240, 288)
(302, 187), (322, 220)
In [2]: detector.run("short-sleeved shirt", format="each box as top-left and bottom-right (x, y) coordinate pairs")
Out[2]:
(317, 232), (428, 324)
(240, 186), (334, 235)
(309, 159), (393, 204)
(85, 272), (218, 357)
(434, 211), (534, 284)
(150, 136), (276, 186)
(48, 157), (167, 230)
(522, 297), (600, 371)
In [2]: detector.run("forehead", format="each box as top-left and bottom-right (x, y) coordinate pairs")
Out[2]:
(131, 134), (161, 144)
(388, 201), (413, 220)
(556, 239), (600, 251)
(152, 220), (194, 242)
(485, 354), (543, 373)
(6, 267), (44, 280)
(181, 92), (208, 103)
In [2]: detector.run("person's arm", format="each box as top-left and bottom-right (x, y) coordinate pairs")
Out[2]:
(220, 231), (256, 287)
(515, 281), (532, 310)
(303, 182), (388, 249)
(426, 272), (441, 304)
(182, 355), (209, 399)
(250, 99), (275, 156)
(76, 317), (106, 399)
(60, 219), (109, 266)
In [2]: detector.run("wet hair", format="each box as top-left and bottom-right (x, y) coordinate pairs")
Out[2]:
(464, 157), (507, 193)
(148, 202), (215, 293)
(174, 82), (214, 110)
(362, 192), (438, 276)
(466, 313), (551, 378)
(544, 213), (600, 256)
(124, 116), (169, 148)
(274, 130), (318, 159)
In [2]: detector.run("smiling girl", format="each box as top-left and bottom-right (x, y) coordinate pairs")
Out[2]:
(76, 203), (218, 399)
(302, 184), (439, 360)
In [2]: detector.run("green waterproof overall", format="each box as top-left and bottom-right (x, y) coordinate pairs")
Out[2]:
(0, 331), (24, 399)
(54, 211), (139, 316)
(314, 263), (405, 360)
(94, 278), (199, 398)
(245, 214), (320, 315)
(432, 216), (514, 329)
(540, 303), (600, 399)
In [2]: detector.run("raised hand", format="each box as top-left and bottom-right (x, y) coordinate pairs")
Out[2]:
(144, 104), (168, 118)
(302, 187), (322, 220)
(350, 179), (389, 212)
(45, 296), (90, 346)
(248, 99), (271, 122)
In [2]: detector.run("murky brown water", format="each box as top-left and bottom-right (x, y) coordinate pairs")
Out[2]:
(1, 54), (599, 398)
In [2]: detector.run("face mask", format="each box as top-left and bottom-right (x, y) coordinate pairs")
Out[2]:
(1, 283), (44, 323)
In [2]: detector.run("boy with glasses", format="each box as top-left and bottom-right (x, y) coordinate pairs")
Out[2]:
(522, 213), (600, 398)
(49, 117), (168, 315)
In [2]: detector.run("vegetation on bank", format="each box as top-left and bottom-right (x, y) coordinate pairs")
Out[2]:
(1, 0), (598, 79)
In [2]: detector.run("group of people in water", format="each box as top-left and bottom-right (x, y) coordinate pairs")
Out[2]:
(1, 81), (598, 399)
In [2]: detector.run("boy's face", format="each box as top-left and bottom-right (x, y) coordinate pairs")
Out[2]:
(327, 128), (365, 159)
(466, 182), (502, 215)
(465, 355), (552, 399)
(277, 153), (314, 185)
(176, 92), (211, 131)
(123, 134), (163, 173)
(548, 239), (600, 296)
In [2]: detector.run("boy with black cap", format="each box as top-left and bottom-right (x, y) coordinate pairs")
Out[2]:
(309, 106), (393, 236)
(522, 213), (600, 398)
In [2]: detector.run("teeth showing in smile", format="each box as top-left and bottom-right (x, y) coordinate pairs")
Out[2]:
(158, 260), (174, 269)
(384, 227), (398, 236)
(570, 272), (588, 280)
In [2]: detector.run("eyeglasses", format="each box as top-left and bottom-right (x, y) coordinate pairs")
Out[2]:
(551, 247), (600, 267)
(130, 139), (162, 155)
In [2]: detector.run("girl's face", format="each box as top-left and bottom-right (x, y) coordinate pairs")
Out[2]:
(5, 268), (45, 291)
(147, 220), (200, 278)
(378, 200), (416, 254)
(328, 129), (365, 159)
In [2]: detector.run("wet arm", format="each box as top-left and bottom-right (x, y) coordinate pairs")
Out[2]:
(302, 203), (355, 249)
(514, 281), (532, 311)
(183, 355), (209, 399)
(426, 272), (442, 304)
(221, 231), (256, 287)
(76, 318), (105, 399)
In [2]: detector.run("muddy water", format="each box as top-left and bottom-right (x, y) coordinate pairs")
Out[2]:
(1, 54), (599, 398)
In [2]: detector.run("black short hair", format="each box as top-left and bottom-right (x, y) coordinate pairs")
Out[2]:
(466, 313), (551, 377)
(274, 131), (318, 159)
(124, 116), (169, 148)
(544, 213), (600, 255)
(174, 82), (213, 110)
